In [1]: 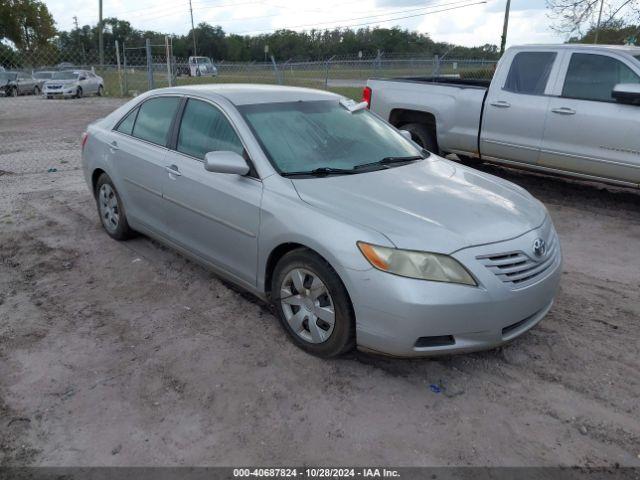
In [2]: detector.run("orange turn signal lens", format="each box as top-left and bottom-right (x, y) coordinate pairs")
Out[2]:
(357, 242), (389, 271)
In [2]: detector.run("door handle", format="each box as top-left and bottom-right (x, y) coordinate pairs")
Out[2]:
(551, 107), (576, 115)
(109, 141), (119, 151)
(490, 100), (511, 108)
(165, 165), (182, 177)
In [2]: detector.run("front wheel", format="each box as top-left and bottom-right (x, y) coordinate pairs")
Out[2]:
(97, 85), (104, 96)
(10, 87), (18, 97)
(271, 249), (355, 358)
(33, 86), (40, 95)
(95, 174), (134, 240)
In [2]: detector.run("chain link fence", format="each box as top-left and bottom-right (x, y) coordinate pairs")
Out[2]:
(1, 39), (497, 100)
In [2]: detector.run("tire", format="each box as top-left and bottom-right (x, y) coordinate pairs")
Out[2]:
(271, 249), (355, 358)
(33, 86), (40, 95)
(10, 86), (18, 97)
(400, 122), (438, 153)
(97, 85), (104, 96)
(95, 173), (134, 241)
(46, 95), (52, 99)
(75, 87), (82, 99)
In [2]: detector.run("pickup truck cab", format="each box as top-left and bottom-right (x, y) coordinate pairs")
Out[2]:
(366, 44), (640, 188)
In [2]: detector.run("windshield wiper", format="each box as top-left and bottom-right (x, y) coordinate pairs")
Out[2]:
(354, 155), (425, 170)
(281, 167), (360, 177)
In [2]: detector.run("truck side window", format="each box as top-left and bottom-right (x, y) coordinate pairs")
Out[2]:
(504, 52), (556, 95)
(562, 53), (640, 102)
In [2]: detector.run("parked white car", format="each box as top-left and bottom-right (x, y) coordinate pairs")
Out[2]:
(366, 44), (640, 188)
(188, 56), (218, 77)
(43, 70), (104, 99)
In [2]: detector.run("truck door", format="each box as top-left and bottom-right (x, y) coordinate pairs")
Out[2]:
(480, 50), (560, 165)
(539, 52), (640, 184)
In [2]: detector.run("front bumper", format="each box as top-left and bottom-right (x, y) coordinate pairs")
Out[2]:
(346, 221), (562, 357)
(43, 87), (76, 97)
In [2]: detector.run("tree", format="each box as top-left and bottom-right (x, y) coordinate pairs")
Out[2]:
(0, 0), (56, 51)
(547, 0), (640, 38)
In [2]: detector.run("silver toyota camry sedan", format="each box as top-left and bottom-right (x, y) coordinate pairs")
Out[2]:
(81, 84), (562, 358)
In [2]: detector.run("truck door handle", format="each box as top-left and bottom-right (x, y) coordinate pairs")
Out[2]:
(551, 107), (576, 115)
(165, 165), (182, 177)
(490, 100), (511, 108)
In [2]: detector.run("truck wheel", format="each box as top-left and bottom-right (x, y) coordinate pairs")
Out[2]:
(400, 123), (438, 153)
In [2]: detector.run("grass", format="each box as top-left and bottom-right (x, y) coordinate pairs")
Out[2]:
(97, 68), (363, 100)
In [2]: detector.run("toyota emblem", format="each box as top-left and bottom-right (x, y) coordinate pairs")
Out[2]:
(533, 238), (547, 258)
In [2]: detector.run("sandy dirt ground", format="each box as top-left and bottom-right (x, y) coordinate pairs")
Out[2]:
(0, 96), (639, 467)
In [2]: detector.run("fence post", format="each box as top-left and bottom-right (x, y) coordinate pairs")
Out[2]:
(123, 43), (128, 95)
(270, 55), (282, 85)
(146, 38), (154, 90)
(115, 40), (123, 97)
(165, 36), (172, 87)
(324, 55), (335, 90)
(434, 54), (440, 78)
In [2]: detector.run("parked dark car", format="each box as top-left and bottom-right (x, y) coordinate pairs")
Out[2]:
(0, 71), (40, 97)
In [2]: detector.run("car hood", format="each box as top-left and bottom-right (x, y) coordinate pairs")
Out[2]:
(46, 79), (77, 85)
(292, 157), (546, 254)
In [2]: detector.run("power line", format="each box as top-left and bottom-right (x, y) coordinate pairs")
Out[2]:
(234, 0), (487, 35)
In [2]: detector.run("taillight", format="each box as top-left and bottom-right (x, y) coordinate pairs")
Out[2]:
(81, 132), (88, 151)
(362, 86), (372, 109)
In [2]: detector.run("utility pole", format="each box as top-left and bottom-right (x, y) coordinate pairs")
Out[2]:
(98, 0), (104, 67)
(499, 0), (511, 56)
(73, 16), (79, 30)
(189, 0), (197, 56)
(594, 0), (605, 44)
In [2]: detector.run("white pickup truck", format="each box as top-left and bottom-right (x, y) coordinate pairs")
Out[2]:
(365, 44), (640, 188)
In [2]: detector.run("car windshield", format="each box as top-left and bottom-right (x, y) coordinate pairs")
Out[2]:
(238, 100), (424, 175)
(0, 72), (17, 81)
(34, 72), (53, 79)
(52, 71), (78, 80)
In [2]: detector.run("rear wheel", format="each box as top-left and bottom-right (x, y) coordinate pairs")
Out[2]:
(33, 85), (40, 95)
(97, 85), (104, 96)
(271, 249), (355, 358)
(10, 86), (18, 97)
(400, 122), (438, 153)
(75, 87), (82, 99)
(95, 173), (134, 240)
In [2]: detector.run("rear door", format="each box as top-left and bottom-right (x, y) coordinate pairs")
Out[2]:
(161, 97), (262, 286)
(539, 51), (640, 184)
(110, 95), (182, 233)
(480, 49), (561, 165)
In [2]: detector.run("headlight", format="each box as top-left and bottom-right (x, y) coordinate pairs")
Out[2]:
(357, 242), (476, 286)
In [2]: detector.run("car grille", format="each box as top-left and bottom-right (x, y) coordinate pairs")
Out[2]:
(47, 85), (62, 89)
(476, 230), (559, 289)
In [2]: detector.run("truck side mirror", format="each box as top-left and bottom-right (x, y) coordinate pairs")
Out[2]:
(612, 83), (640, 105)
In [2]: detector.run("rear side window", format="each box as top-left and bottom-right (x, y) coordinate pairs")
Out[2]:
(177, 98), (244, 159)
(504, 52), (557, 95)
(116, 108), (138, 135)
(132, 97), (180, 146)
(562, 53), (640, 102)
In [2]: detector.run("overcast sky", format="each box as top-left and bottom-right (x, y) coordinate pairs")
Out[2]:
(44, 0), (566, 47)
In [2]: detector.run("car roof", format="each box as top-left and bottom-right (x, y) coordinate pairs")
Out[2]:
(515, 43), (640, 55)
(158, 83), (342, 106)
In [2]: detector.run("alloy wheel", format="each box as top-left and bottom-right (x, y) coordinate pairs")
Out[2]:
(98, 184), (119, 233)
(279, 268), (335, 344)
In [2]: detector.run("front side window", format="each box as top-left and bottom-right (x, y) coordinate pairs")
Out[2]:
(504, 52), (557, 95)
(132, 96), (180, 146)
(177, 99), (244, 159)
(238, 100), (424, 174)
(562, 53), (640, 102)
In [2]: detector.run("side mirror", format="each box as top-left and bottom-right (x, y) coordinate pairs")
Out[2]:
(204, 151), (250, 175)
(612, 83), (640, 105)
(399, 129), (413, 141)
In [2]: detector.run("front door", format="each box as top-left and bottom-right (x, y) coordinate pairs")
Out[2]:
(480, 50), (559, 165)
(539, 52), (640, 184)
(162, 97), (262, 286)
